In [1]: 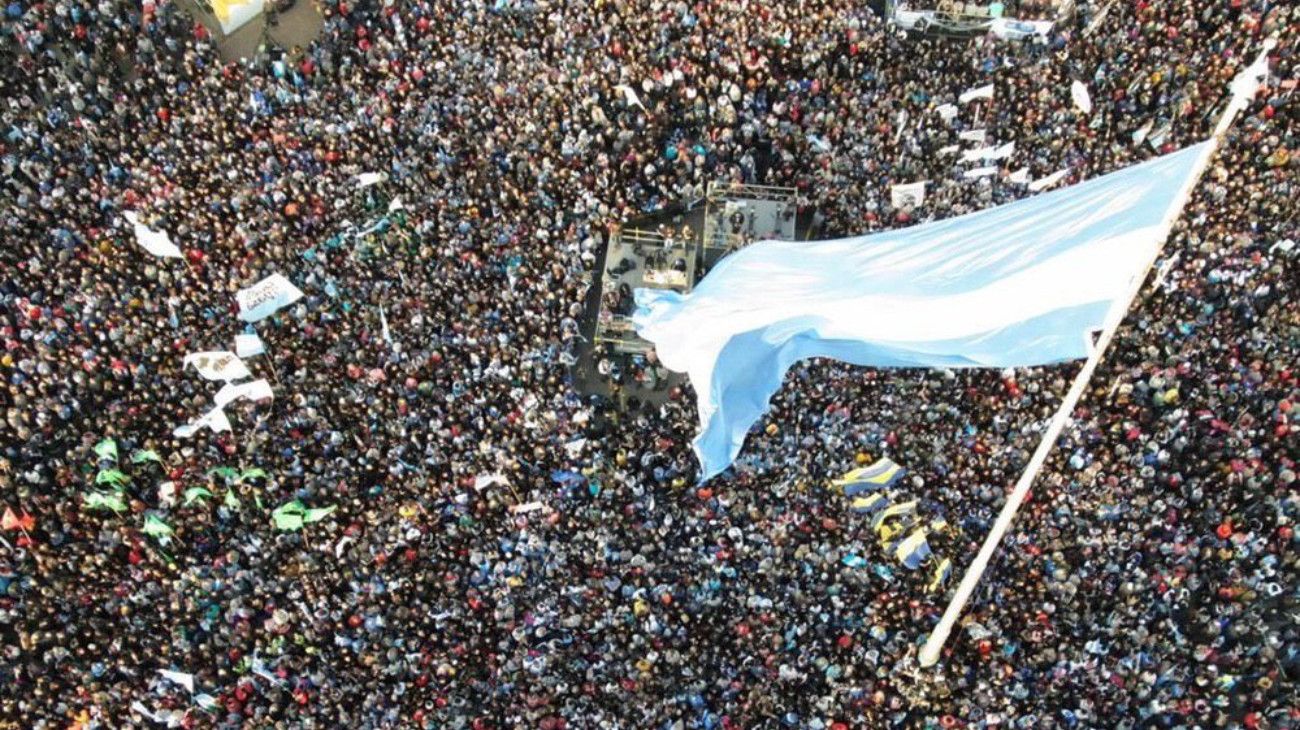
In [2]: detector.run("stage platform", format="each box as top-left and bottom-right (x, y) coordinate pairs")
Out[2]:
(571, 183), (803, 405)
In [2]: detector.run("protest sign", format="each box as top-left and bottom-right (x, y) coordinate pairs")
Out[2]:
(236, 273), (304, 322)
(890, 181), (927, 208)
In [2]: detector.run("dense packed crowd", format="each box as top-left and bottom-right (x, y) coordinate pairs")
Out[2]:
(1, 0), (1296, 727)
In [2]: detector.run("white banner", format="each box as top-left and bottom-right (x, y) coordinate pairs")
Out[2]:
(1009, 167), (1031, 184)
(891, 181), (928, 208)
(963, 166), (999, 179)
(184, 351), (252, 382)
(959, 84), (994, 104)
(356, 172), (388, 187)
(237, 273), (304, 322)
(961, 142), (1013, 163)
(213, 379), (274, 409)
(124, 212), (183, 259)
(892, 8), (931, 30)
(989, 18), (1054, 40)
(934, 104), (959, 123)
(958, 129), (987, 143)
(174, 405), (233, 439)
(157, 669), (195, 693)
(234, 333), (266, 358)
(1028, 168), (1071, 192)
(1071, 80), (1093, 115)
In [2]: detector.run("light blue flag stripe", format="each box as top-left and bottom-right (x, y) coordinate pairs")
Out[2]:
(634, 143), (1211, 480)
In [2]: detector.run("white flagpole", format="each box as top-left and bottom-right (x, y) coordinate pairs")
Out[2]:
(918, 39), (1275, 669)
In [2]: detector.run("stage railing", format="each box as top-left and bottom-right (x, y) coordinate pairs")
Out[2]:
(706, 181), (798, 204)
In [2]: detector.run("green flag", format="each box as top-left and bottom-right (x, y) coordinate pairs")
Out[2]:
(237, 467), (268, 483)
(271, 500), (305, 531)
(95, 468), (131, 486)
(94, 438), (118, 461)
(143, 515), (174, 538)
(131, 449), (163, 465)
(208, 466), (240, 483)
(223, 489), (240, 509)
(83, 491), (128, 513)
(183, 487), (214, 507)
(303, 505), (337, 524)
(272, 510), (305, 531)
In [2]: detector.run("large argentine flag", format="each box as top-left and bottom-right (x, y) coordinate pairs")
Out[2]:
(634, 142), (1211, 480)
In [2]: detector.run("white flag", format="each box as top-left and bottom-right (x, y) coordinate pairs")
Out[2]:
(388, 196), (405, 213)
(937, 144), (961, 156)
(934, 104), (959, 123)
(379, 305), (392, 346)
(473, 473), (509, 491)
(131, 701), (182, 727)
(1008, 167), (1031, 184)
(236, 273), (304, 323)
(958, 129), (987, 143)
(1131, 120), (1154, 146)
(234, 333), (266, 358)
(962, 142), (1014, 163)
(183, 351), (252, 382)
(124, 212), (183, 259)
(173, 405), (232, 439)
(252, 659), (286, 687)
(959, 84), (994, 104)
(614, 84), (646, 110)
(157, 669), (195, 693)
(1071, 80), (1093, 115)
(213, 379), (274, 409)
(356, 172), (387, 187)
(963, 166), (999, 179)
(890, 181), (928, 208)
(1028, 168), (1071, 192)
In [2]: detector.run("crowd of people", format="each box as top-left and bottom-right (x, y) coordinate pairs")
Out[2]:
(1, 0), (1296, 727)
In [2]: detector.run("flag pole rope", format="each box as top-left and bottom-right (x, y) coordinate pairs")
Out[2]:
(918, 39), (1275, 669)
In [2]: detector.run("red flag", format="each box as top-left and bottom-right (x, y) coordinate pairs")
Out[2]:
(2, 508), (34, 532)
